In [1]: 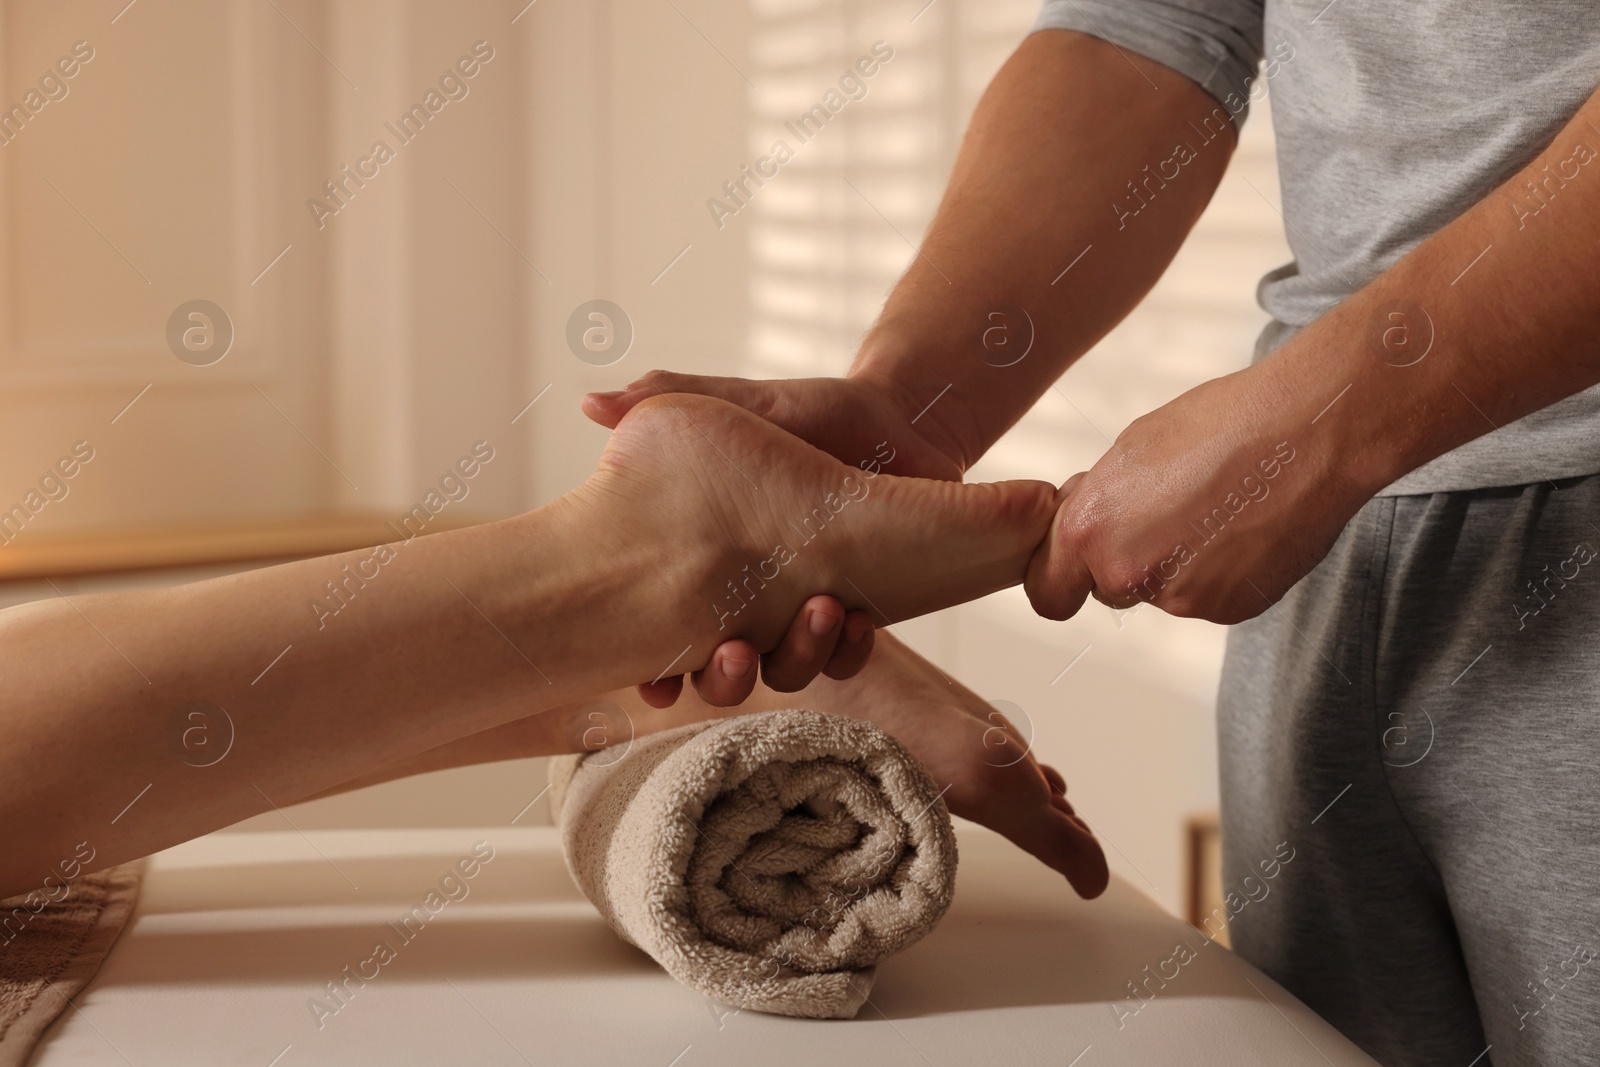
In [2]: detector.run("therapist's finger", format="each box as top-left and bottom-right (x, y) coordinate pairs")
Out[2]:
(820, 611), (875, 680)
(760, 595), (845, 692)
(1057, 471), (1087, 499)
(690, 640), (761, 707)
(582, 371), (774, 430)
(635, 675), (684, 709)
(1024, 476), (1098, 622)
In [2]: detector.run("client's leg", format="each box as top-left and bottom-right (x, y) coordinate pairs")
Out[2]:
(301, 631), (1108, 896)
(0, 395), (1057, 898)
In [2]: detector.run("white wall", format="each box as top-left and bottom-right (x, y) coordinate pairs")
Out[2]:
(0, 0), (331, 529)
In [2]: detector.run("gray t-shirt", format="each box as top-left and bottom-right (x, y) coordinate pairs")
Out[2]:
(1032, 0), (1600, 496)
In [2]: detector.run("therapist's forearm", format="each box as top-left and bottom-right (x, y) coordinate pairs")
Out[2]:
(1264, 85), (1600, 495)
(850, 29), (1239, 470)
(1018, 78), (1600, 626)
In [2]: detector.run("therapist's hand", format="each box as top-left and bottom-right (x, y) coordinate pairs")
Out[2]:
(1025, 363), (1381, 625)
(583, 371), (968, 481)
(634, 594), (878, 710)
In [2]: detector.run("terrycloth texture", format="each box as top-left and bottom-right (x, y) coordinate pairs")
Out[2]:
(549, 709), (958, 1019)
(0, 860), (145, 1067)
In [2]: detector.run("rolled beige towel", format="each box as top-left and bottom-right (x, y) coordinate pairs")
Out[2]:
(548, 708), (958, 1019)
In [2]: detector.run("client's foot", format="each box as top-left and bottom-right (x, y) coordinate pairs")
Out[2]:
(783, 633), (1108, 898)
(601, 630), (1108, 898)
(573, 393), (1059, 655)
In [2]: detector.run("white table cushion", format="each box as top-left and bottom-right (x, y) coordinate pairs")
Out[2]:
(32, 823), (1379, 1066)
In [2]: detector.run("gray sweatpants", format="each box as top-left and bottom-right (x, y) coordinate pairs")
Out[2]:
(1219, 475), (1600, 1067)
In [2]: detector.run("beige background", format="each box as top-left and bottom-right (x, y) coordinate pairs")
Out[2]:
(0, 0), (1291, 918)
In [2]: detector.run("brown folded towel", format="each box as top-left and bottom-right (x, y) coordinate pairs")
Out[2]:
(549, 709), (958, 1019)
(0, 859), (145, 1067)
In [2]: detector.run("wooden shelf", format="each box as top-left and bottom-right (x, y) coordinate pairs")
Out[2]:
(0, 512), (493, 581)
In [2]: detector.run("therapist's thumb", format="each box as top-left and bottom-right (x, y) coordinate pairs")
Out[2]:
(1024, 475), (1096, 621)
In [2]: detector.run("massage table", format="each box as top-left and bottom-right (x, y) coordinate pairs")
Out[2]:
(31, 823), (1379, 1066)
